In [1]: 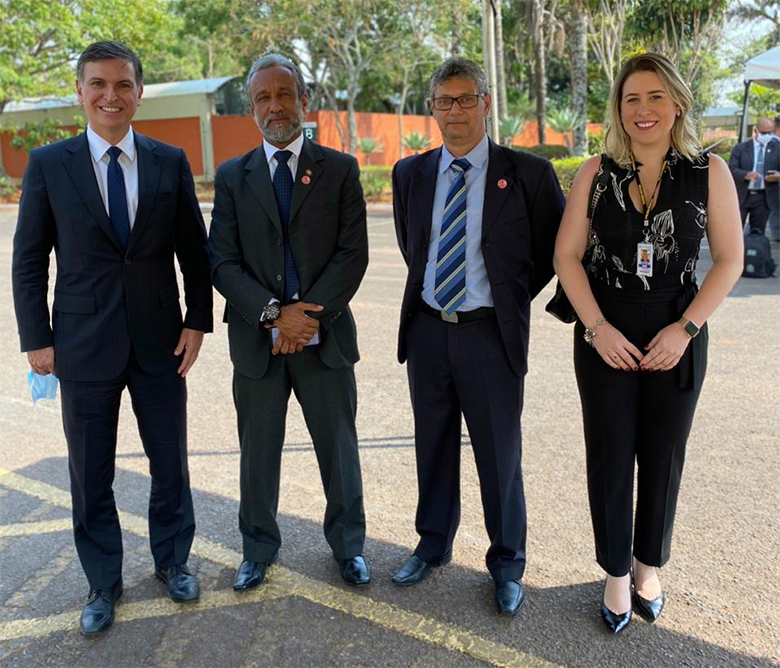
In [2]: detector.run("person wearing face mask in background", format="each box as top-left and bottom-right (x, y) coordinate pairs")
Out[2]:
(553, 53), (743, 634)
(729, 116), (780, 237)
(767, 117), (780, 242)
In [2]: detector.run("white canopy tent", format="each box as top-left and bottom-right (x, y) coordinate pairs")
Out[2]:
(740, 45), (780, 141)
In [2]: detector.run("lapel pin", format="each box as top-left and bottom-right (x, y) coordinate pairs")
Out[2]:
(497, 178), (507, 189)
(301, 175), (311, 185)
(305, 168), (313, 176)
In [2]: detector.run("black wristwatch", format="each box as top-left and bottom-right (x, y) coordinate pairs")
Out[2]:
(261, 302), (281, 323)
(678, 317), (700, 338)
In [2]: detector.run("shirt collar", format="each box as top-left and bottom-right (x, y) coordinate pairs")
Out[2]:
(263, 132), (305, 164)
(86, 125), (136, 163)
(439, 134), (489, 174)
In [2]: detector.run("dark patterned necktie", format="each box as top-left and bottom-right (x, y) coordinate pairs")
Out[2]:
(273, 150), (300, 302)
(107, 146), (130, 250)
(434, 158), (471, 314)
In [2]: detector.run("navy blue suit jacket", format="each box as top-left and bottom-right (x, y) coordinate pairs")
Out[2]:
(12, 132), (213, 382)
(393, 140), (565, 377)
(729, 137), (780, 211)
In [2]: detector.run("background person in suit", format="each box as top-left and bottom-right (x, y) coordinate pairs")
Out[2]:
(768, 116), (780, 242)
(12, 41), (213, 635)
(208, 54), (370, 590)
(729, 117), (780, 235)
(391, 57), (565, 615)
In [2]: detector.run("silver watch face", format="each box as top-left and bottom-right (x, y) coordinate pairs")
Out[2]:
(265, 304), (281, 321)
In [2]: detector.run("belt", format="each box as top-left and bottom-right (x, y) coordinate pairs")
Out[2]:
(419, 302), (495, 323)
(748, 190), (765, 195)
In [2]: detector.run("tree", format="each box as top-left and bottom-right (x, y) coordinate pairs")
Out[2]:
(403, 131), (431, 155)
(565, 0), (589, 156)
(587, 0), (632, 87)
(357, 137), (383, 165)
(499, 114), (525, 146)
(548, 105), (583, 155)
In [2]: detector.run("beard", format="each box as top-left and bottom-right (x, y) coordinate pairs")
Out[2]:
(257, 108), (304, 145)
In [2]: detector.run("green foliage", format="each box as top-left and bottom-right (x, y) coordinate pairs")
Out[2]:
(359, 165), (392, 199)
(520, 144), (571, 160)
(357, 137), (383, 155)
(729, 84), (780, 123)
(499, 115), (525, 147)
(0, 173), (16, 198)
(587, 128), (605, 155)
(403, 131), (431, 153)
(551, 156), (590, 195)
(9, 118), (83, 153)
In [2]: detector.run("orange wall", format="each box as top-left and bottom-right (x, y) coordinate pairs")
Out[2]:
(1, 116), (204, 178)
(211, 115), (259, 167)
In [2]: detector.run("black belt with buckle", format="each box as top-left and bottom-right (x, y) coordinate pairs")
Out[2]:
(419, 302), (495, 323)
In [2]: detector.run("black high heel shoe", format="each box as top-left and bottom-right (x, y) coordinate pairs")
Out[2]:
(631, 563), (665, 622)
(601, 579), (632, 634)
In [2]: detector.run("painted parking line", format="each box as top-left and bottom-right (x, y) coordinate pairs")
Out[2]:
(0, 518), (72, 537)
(0, 468), (564, 668)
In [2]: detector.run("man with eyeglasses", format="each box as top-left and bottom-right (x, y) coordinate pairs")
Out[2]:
(391, 57), (565, 615)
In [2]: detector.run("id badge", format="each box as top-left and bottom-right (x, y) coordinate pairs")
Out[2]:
(636, 242), (653, 277)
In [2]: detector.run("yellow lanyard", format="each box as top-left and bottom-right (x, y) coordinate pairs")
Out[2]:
(629, 152), (667, 228)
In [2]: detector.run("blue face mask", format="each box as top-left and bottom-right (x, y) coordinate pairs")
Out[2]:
(757, 132), (775, 145)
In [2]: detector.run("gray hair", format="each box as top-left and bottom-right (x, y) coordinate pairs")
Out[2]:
(428, 57), (488, 100)
(245, 53), (306, 99)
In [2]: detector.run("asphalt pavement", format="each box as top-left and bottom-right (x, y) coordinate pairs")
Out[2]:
(0, 203), (778, 668)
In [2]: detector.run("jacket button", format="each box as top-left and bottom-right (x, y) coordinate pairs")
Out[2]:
(277, 238), (283, 246)
(124, 259), (131, 265)
(276, 274), (283, 282)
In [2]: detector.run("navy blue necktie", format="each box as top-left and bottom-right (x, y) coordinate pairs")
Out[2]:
(107, 146), (131, 250)
(273, 150), (300, 302)
(434, 158), (471, 314)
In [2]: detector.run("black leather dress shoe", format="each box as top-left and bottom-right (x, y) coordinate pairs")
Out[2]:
(495, 580), (526, 615)
(339, 556), (371, 586)
(391, 554), (450, 586)
(80, 578), (123, 636)
(233, 560), (268, 590)
(155, 564), (200, 602)
(601, 603), (632, 634)
(633, 589), (665, 622)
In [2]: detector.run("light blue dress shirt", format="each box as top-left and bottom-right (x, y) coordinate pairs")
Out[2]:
(422, 134), (493, 311)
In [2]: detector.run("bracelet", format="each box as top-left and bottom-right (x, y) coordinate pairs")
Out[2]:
(583, 317), (607, 347)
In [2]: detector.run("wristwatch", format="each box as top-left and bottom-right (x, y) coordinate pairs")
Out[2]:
(261, 302), (281, 323)
(677, 316), (700, 338)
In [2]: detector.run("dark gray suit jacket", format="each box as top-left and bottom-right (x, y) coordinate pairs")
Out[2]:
(12, 132), (213, 382)
(729, 137), (780, 211)
(209, 138), (368, 379)
(393, 140), (565, 377)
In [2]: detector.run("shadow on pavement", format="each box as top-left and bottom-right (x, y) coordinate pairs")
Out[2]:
(1, 457), (775, 668)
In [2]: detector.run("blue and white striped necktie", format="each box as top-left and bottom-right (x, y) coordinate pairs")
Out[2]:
(434, 157), (471, 314)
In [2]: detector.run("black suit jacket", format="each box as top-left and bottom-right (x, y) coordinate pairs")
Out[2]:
(729, 137), (779, 211)
(208, 138), (368, 379)
(12, 132), (213, 382)
(393, 140), (565, 377)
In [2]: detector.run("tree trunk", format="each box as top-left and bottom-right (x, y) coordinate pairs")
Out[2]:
(347, 92), (357, 156)
(493, 0), (509, 119)
(398, 68), (410, 160)
(531, 0), (547, 144)
(569, 0), (588, 156)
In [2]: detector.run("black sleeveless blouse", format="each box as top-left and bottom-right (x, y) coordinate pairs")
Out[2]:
(587, 148), (710, 291)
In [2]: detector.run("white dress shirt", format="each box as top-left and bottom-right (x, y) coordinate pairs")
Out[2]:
(86, 125), (139, 227)
(263, 133), (304, 181)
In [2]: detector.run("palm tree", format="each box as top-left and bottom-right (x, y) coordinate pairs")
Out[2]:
(547, 106), (584, 155)
(357, 137), (383, 165)
(499, 115), (526, 147)
(403, 132), (431, 155)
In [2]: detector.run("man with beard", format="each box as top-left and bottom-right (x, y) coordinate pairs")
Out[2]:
(209, 53), (370, 588)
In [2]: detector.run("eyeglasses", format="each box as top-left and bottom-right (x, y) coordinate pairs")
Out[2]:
(429, 94), (485, 111)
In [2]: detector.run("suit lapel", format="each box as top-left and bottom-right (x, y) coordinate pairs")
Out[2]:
(128, 132), (162, 254)
(62, 134), (122, 251)
(245, 147), (282, 236)
(289, 138), (323, 225)
(481, 140), (513, 241)
(412, 148), (441, 246)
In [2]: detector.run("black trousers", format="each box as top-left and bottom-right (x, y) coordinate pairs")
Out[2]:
(60, 352), (194, 590)
(740, 191), (771, 234)
(574, 283), (707, 577)
(406, 311), (526, 582)
(233, 346), (365, 563)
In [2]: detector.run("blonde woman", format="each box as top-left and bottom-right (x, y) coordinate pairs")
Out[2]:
(553, 53), (743, 633)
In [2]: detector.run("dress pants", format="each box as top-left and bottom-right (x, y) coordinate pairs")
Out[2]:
(741, 191), (771, 235)
(60, 351), (194, 590)
(233, 345), (365, 563)
(406, 310), (526, 582)
(574, 283), (706, 577)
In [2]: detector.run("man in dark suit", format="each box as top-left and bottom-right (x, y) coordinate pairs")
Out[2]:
(12, 41), (212, 635)
(391, 57), (564, 615)
(729, 117), (780, 235)
(209, 54), (370, 589)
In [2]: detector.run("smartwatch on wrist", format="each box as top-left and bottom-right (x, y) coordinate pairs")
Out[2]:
(677, 316), (700, 338)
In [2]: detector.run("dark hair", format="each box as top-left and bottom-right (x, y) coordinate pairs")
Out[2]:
(245, 53), (307, 100)
(77, 41), (143, 87)
(428, 57), (488, 100)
